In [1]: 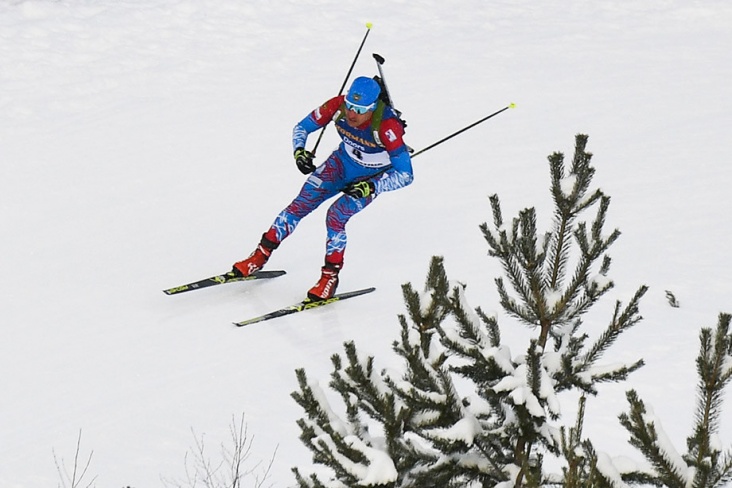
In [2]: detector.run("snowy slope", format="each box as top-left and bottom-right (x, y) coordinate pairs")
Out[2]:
(1, 1), (731, 486)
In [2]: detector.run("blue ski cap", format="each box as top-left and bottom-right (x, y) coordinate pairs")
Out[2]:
(345, 76), (380, 112)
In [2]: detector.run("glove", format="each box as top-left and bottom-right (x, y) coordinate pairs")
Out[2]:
(294, 148), (315, 175)
(343, 180), (375, 199)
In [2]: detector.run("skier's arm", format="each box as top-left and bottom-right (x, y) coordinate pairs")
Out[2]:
(372, 119), (414, 194)
(292, 96), (343, 152)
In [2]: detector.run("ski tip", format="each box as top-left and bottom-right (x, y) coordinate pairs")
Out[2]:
(234, 286), (376, 328)
(163, 285), (189, 295)
(163, 269), (286, 296)
(509, 102), (517, 109)
(365, 22), (373, 29)
(252, 270), (287, 278)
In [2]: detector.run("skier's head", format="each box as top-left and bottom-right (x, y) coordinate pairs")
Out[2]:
(345, 76), (381, 114)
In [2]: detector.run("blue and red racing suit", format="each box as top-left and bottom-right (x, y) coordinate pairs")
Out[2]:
(263, 95), (413, 267)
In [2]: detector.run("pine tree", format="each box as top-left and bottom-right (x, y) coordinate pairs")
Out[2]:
(424, 134), (649, 486)
(619, 313), (732, 488)
(290, 134), (731, 487)
(290, 258), (454, 488)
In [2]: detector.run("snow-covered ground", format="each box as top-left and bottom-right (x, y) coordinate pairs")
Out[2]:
(1, 1), (731, 486)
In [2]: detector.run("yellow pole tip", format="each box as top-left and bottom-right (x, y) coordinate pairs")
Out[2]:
(509, 102), (516, 109)
(366, 22), (373, 29)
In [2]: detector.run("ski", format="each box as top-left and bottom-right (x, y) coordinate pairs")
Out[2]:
(234, 287), (376, 327)
(163, 270), (286, 295)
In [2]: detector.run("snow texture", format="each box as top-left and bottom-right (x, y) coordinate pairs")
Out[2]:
(1, 0), (731, 486)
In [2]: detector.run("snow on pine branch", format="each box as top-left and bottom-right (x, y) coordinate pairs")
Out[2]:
(539, 362), (561, 416)
(453, 282), (494, 345)
(405, 325), (444, 365)
(590, 272), (613, 291)
(482, 345), (515, 375)
(418, 289), (434, 316)
(308, 428), (398, 487)
(595, 451), (631, 488)
(343, 435), (398, 486)
(560, 174), (578, 197)
(423, 410), (483, 445)
(492, 364), (546, 419)
(489, 355), (561, 419)
(544, 288), (564, 314)
(391, 378), (447, 405)
(542, 321), (574, 375)
(300, 378), (400, 487)
(577, 362), (638, 385)
(722, 354), (732, 379)
(642, 405), (693, 485)
(308, 378), (351, 438)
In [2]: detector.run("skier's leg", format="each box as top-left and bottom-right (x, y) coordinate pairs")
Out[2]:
(234, 154), (344, 276)
(325, 193), (376, 266)
(307, 192), (376, 299)
(265, 154), (345, 244)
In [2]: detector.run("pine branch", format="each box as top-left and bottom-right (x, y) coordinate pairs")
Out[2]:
(291, 467), (328, 488)
(543, 136), (619, 332)
(476, 306), (502, 347)
(581, 443), (617, 488)
(568, 134), (597, 209)
(401, 256), (451, 342)
(392, 317), (446, 395)
(482, 199), (541, 327)
(391, 283), (514, 487)
(526, 339), (544, 407)
(560, 395), (588, 488)
(330, 342), (398, 433)
(686, 313), (732, 487)
(495, 275), (536, 325)
(619, 389), (690, 487)
(580, 286), (648, 371)
(707, 449), (732, 487)
(291, 368), (375, 486)
(548, 284), (646, 397)
(547, 144), (581, 293)
(440, 287), (505, 387)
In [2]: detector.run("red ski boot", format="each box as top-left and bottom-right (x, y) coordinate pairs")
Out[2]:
(232, 235), (278, 277)
(307, 263), (341, 301)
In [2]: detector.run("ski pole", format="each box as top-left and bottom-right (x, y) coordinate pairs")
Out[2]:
(337, 22), (374, 95)
(311, 22), (373, 156)
(411, 103), (516, 158)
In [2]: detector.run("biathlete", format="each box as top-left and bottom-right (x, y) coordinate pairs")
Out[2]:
(232, 76), (413, 300)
